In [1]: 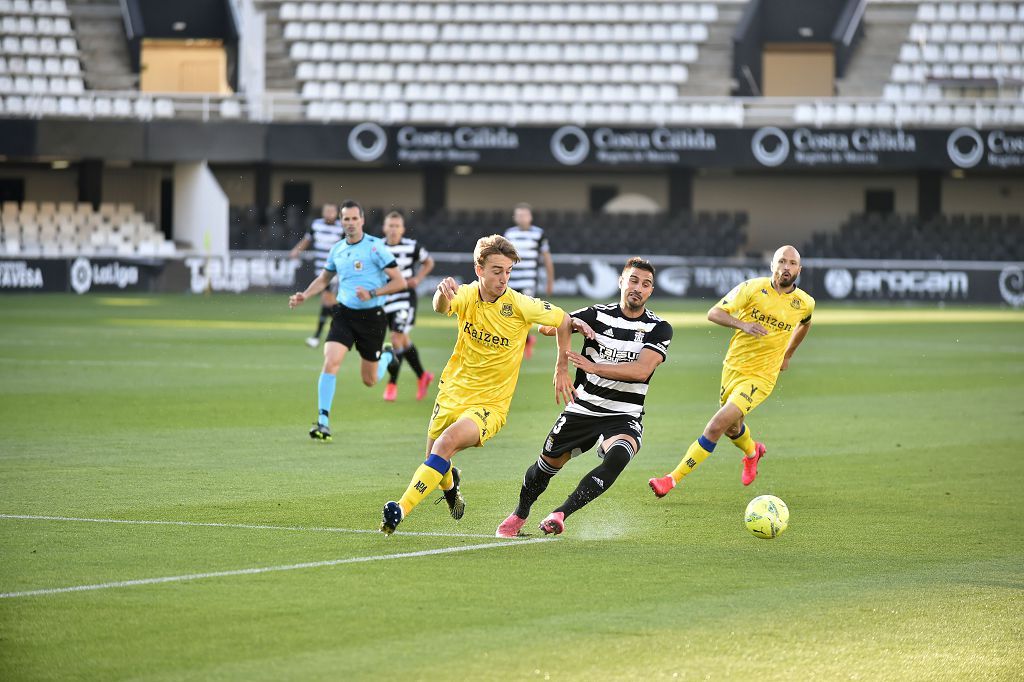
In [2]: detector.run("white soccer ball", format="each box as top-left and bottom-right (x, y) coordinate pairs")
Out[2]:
(744, 494), (789, 539)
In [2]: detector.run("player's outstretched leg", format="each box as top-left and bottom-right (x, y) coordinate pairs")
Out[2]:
(543, 439), (633, 535)
(381, 454), (451, 535)
(497, 456), (561, 537)
(650, 436), (716, 497)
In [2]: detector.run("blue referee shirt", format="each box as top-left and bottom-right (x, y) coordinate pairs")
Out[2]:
(323, 234), (397, 309)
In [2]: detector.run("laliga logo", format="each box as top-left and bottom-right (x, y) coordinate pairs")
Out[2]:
(70, 256), (92, 294)
(550, 126), (590, 166)
(999, 266), (1024, 307)
(348, 122), (388, 162)
(751, 127), (790, 167)
(824, 268), (854, 299)
(947, 127), (984, 169)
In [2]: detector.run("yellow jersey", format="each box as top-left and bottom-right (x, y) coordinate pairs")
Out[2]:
(716, 276), (815, 380)
(438, 282), (566, 412)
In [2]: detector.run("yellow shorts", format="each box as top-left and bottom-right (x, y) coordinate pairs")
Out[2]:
(720, 367), (775, 415)
(427, 400), (507, 446)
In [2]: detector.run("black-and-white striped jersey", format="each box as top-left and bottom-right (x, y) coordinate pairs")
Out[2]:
(565, 303), (673, 419)
(307, 218), (345, 270)
(383, 237), (430, 312)
(503, 225), (549, 296)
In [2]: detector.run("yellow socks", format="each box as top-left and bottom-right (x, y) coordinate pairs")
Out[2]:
(398, 454), (450, 516)
(669, 436), (717, 484)
(729, 423), (756, 457)
(439, 467), (454, 492)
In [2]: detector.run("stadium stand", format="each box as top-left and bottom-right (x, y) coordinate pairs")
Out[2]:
(876, 1), (1024, 124)
(0, 200), (176, 257)
(1, 0), (1022, 127)
(805, 211), (1024, 261)
(281, 1), (749, 125)
(228, 205), (749, 257)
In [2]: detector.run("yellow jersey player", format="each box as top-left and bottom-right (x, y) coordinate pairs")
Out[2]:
(649, 245), (815, 496)
(380, 234), (576, 534)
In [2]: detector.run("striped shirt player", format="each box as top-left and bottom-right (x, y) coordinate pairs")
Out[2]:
(503, 224), (550, 297)
(561, 303), (671, 423)
(382, 237), (430, 334)
(498, 258), (671, 538)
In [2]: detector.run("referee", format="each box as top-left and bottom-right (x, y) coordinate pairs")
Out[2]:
(289, 200), (407, 441)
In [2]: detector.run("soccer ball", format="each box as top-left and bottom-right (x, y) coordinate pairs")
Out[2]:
(744, 495), (789, 539)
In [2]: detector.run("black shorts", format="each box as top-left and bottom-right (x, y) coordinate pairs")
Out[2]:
(385, 290), (418, 334)
(541, 411), (644, 459)
(326, 303), (388, 361)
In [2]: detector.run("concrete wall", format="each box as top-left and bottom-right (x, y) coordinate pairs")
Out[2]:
(0, 166), (78, 202)
(943, 177), (1024, 216)
(271, 170), (422, 209)
(694, 173), (920, 253)
(101, 167), (163, 219)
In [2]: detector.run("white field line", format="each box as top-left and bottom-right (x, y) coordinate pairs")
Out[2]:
(0, 537), (553, 599)
(0, 514), (516, 540)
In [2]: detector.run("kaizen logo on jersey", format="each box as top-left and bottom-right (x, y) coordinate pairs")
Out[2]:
(947, 127), (1024, 169)
(749, 307), (793, 332)
(348, 122), (388, 163)
(462, 322), (511, 347)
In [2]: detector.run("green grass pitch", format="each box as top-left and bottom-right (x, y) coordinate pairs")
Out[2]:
(1, 294), (1022, 680)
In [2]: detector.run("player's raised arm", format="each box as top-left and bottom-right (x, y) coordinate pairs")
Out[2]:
(289, 269), (333, 308)
(708, 304), (768, 337)
(553, 312), (575, 404)
(433, 277), (458, 313)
